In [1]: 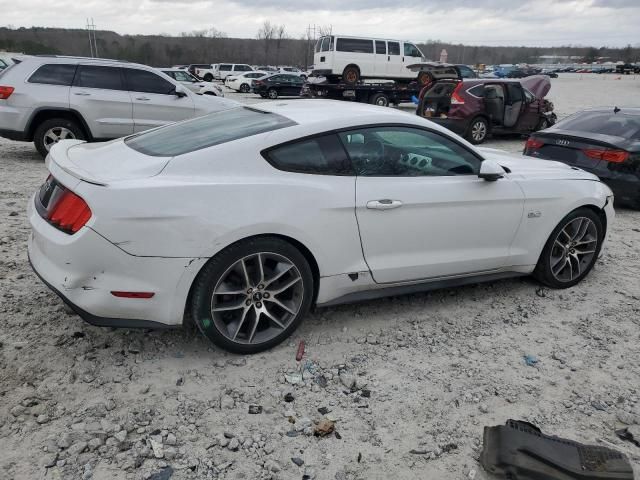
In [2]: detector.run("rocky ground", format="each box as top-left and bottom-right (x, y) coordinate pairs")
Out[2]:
(1, 74), (639, 480)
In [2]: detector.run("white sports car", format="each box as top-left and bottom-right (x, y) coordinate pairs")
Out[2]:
(28, 100), (614, 353)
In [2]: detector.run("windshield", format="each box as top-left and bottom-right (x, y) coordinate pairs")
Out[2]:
(125, 107), (296, 157)
(557, 111), (640, 140)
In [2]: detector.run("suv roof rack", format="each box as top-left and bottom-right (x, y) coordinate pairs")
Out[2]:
(34, 55), (130, 63)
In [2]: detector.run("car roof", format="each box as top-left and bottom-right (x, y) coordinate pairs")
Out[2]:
(14, 55), (152, 70)
(575, 107), (640, 115)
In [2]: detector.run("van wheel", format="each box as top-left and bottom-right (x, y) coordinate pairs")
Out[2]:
(267, 88), (278, 99)
(240, 83), (250, 93)
(203, 73), (214, 82)
(417, 71), (433, 86)
(33, 118), (85, 158)
(466, 117), (489, 144)
(370, 93), (390, 107)
(342, 66), (360, 85)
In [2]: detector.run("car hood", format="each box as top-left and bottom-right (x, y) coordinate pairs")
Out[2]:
(521, 75), (551, 98)
(478, 147), (599, 181)
(49, 138), (170, 185)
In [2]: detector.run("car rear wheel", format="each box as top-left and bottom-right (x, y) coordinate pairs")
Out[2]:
(466, 117), (489, 144)
(240, 83), (250, 93)
(267, 88), (278, 99)
(203, 74), (214, 82)
(534, 208), (603, 289)
(191, 237), (314, 354)
(342, 66), (360, 85)
(370, 93), (390, 107)
(34, 118), (85, 158)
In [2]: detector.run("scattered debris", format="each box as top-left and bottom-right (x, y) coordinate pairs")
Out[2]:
(296, 340), (305, 361)
(314, 419), (335, 437)
(291, 457), (304, 467)
(317, 406), (330, 415)
(148, 467), (174, 480)
(284, 392), (295, 403)
(248, 405), (262, 414)
(523, 354), (539, 367)
(615, 426), (640, 447)
(285, 373), (303, 385)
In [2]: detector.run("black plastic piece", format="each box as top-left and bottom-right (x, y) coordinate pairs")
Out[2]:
(480, 419), (634, 480)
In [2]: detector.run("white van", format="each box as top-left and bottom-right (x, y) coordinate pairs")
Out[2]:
(313, 35), (425, 84)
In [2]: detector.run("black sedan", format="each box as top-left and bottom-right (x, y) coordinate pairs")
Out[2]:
(524, 107), (640, 208)
(252, 74), (305, 99)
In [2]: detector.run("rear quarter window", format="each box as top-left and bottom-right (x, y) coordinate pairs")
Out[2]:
(336, 38), (374, 54)
(125, 107), (296, 157)
(263, 135), (353, 175)
(467, 84), (485, 98)
(28, 64), (77, 86)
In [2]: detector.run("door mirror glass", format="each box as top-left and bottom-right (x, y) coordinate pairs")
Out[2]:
(478, 159), (504, 181)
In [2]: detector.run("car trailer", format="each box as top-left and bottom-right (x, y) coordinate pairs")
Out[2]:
(302, 80), (421, 107)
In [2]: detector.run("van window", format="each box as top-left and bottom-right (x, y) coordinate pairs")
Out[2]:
(219, 64), (232, 71)
(336, 38), (374, 54)
(235, 65), (252, 72)
(388, 42), (400, 56)
(375, 41), (386, 54)
(320, 36), (333, 52)
(404, 43), (422, 58)
(28, 64), (77, 86)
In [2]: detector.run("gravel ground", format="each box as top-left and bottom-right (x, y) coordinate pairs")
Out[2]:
(1, 73), (639, 480)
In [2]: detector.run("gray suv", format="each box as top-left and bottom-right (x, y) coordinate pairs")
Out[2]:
(0, 56), (238, 157)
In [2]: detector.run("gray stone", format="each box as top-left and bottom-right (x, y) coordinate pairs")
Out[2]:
(165, 433), (177, 445)
(617, 410), (640, 425)
(10, 405), (26, 416)
(291, 457), (304, 467)
(36, 414), (50, 424)
(88, 437), (104, 451)
(114, 430), (127, 443)
(221, 395), (235, 409)
(149, 438), (164, 458)
(68, 441), (88, 456)
(227, 438), (240, 451)
(41, 453), (58, 468)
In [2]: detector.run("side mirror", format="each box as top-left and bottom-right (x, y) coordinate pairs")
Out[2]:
(174, 85), (188, 98)
(478, 159), (504, 181)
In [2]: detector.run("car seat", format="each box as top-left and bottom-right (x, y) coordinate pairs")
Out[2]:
(484, 87), (504, 125)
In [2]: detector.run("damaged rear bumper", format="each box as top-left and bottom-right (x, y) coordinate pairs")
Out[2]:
(28, 195), (206, 328)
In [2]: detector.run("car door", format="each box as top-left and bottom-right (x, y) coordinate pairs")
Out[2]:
(515, 87), (541, 131)
(386, 41), (403, 77)
(70, 64), (133, 138)
(503, 83), (525, 128)
(124, 68), (195, 133)
(340, 126), (525, 284)
(374, 40), (387, 76)
(402, 43), (423, 78)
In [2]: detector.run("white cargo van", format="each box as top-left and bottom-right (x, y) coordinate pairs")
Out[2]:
(312, 35), (425, 84)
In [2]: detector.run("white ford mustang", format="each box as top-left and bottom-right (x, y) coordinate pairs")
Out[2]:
(28, 100), (614, 353)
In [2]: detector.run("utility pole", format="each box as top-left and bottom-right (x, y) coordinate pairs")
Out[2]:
(86, 18), (98, 57)
(86, 18), (94, 57)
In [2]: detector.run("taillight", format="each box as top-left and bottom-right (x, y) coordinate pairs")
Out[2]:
(451, 83), (465, 105)
(48, 190), (92, 233)
(525, 138), (544, 150)
(583, 148), (629, 163)
(0, 86), (14, 100)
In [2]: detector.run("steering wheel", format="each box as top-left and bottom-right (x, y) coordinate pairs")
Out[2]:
(359, 140), (386, 174)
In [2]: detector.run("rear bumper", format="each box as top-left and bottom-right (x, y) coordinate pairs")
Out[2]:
(28, 194), (206, 328)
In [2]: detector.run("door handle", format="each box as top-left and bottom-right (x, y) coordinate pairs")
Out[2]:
(73, 92), (91, 96)
(136, 97), (151, 101)
(388, 56), (390, 61)
(366, 199), (403, 210)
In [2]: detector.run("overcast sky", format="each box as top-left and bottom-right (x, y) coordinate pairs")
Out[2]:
(1, 0), (638, 47)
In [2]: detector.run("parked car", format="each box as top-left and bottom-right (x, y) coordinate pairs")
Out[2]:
(616, 64), (639, 75)
(0, 56), (238, 157)
(187, 64), (213, 78)
(216, 63), (254, 81)
(523, 107), (640, 208)
(160, 68), (225, 96)
(313, 35), (425, 84)
(252, 73), (305, 99)
(277, 66), (308, 79)
(28, 100), (614, 354)
(411, 64), (556, 144)
(256, 66), (279, 73)
(226, 71), (268, 93)
(194, 64), (217, 82)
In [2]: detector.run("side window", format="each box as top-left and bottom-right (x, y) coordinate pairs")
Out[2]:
(263, 134), (353, 175)
(375, 41), (386, 55)
(236, 65), (252, 72)
(125, 69), (175, 94)
(388, 42), (400, 56)
(338, 126), (481, 177)
(467, 84), (485, 98)
(219, 64), (232, 71)
(336, 38), (374, 54)
(403, 43), (422, 58)
(74, 65), (123, 90)
(28, 64), (77, 86)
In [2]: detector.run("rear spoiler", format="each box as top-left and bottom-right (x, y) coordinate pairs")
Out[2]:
(46, 140), (108, 186)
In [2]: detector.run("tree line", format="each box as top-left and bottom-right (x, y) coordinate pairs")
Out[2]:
(0, 26), (637, 68)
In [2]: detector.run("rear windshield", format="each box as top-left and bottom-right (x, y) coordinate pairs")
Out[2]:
(558, 111), (640, 140)
(125, 107), (296, 157)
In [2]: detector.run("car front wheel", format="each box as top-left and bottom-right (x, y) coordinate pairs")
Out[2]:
(240, 83), (250, 93)
(534, 208), (603, 288)
(191, 237), (314, 354)
(33, 118), (85, 158)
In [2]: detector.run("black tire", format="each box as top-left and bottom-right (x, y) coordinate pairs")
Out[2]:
(534, 208), (604, 289)
(190, 237), (314, 354)
(370, 93), (390, 107)
(466, 117), (489, 144)
(33, 117), (85, 158)
(203, 73), (213, 82)
(267, 88), (278, 99)
(240, 83), (250, 93)
(342, 65), (360, 85)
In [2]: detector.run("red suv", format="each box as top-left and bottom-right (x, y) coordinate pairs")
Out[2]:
(410, 64), (556, 144)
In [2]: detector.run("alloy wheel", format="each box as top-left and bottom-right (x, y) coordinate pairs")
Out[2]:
(43, 127), (76, 151)
(210, 252), (304, 345)
(549, 217), (598, 283)
(471, 121), (487, 142)
(268, 89), (278, 99)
